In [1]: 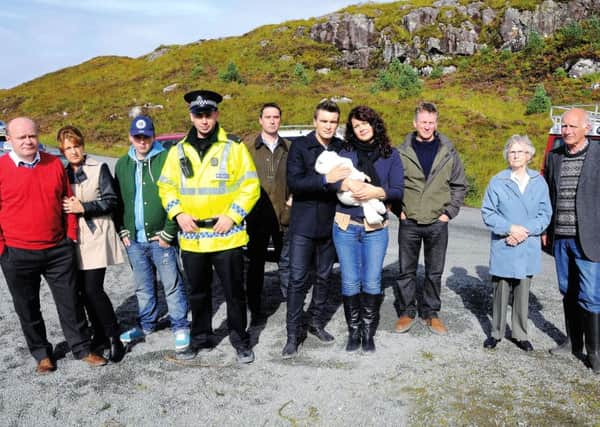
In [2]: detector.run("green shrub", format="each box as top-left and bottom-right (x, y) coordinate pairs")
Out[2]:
(294, 63), (310, 85)
(371, 59), (422, 99)
(499, 49), (512, 61)
(585, 16), (600, 48)
(219, 62), (244, 83)
(429, 66), (443, 79)
(525, 84), (551, 115)
(191, 64), (204, 79)
(559, 22), (584, 47)
(524, 31), (544, 54)
(553, 67), (567, 79)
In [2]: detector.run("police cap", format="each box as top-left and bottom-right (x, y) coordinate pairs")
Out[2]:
(184, 90), (223, 114)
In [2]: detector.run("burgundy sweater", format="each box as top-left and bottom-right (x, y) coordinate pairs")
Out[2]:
(0, 152), (77, 251)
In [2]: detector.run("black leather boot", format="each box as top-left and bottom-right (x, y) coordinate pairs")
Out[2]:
(282, 335), (298, 359)
(343, 295), (362, 352)
(584, 310), (600, 374)
(108, 336), (125, 363)
(551, 298), (584, 356)
(361, 293), (379, 353)
(373, 293), (383, 336)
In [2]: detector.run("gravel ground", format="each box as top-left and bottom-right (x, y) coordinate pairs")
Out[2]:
(1, 207), (599, 426)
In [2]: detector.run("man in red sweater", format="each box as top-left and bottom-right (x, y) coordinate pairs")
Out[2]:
(0, 117), (107, 373)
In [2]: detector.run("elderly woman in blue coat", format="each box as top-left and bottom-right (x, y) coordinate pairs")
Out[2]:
(481, 135), (552, 351)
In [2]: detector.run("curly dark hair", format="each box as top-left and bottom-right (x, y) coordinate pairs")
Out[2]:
(344, 106), (392, 157)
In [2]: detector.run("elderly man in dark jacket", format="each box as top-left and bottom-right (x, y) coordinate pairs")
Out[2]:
(544, 107), (600, 373)
(282, 99), (350, 358)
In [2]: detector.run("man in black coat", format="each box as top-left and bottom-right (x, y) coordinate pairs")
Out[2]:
(282, 100), (350, 358)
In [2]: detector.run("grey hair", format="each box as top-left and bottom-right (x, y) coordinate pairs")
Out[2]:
(562, 108), (591, 128)
(502, 134), (535, 162)
(414, 101), (438, 121)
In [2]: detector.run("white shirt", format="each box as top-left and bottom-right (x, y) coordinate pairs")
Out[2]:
(8, 150), (41, 168)
(510, 170), (530, 194)
(262, 136), (279, 153)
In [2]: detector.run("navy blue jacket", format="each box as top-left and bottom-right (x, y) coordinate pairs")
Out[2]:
(287, 131), (342, 238)
(334, 148), (404, 220)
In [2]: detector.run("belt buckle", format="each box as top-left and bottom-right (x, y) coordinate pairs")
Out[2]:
(195, 218), (217, 228)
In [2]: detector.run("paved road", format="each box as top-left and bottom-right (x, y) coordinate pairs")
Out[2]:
(1, 198), (599, 425)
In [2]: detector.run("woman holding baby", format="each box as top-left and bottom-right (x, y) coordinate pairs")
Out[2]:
(332, 106), (404, 352)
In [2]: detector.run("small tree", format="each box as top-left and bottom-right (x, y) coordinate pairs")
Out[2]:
(294, 63), (310, 85)
(219, 62), (243, 83)
(525, 84), (551, 115)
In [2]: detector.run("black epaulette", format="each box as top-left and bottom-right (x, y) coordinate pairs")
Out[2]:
(227, 133), (242, 143)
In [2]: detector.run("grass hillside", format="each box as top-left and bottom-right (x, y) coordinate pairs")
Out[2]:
(0, 0), (598, 206)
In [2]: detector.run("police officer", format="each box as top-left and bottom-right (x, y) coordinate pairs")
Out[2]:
(158, 90), (260, 363)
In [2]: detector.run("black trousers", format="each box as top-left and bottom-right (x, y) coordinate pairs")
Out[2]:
(393, 219), (448, 319)
(246, 224), (283, 315)
(1, 239), (91, 361)
(181, 247), (249, 350)
(286, 233), (336, 337)
(77, 268), (120, 340)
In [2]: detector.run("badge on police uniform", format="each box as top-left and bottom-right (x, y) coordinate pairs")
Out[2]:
(210, 157), (218, 167)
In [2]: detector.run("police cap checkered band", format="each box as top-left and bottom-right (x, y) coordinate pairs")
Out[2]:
(190, 97), (218, 109)
(184, 90), (223, 114)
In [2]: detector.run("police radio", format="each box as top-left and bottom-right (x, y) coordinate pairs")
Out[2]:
(177, 143), (193, 178)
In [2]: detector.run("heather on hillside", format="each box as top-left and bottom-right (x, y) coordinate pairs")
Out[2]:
(0, 1), (598, 206)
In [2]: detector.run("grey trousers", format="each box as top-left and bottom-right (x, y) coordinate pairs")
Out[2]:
(490, 276), (531, 341)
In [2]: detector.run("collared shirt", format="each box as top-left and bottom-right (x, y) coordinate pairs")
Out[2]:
(510, 170), (530, 194)
(262, 136), (279, 153)
(9, 150), (41, 168)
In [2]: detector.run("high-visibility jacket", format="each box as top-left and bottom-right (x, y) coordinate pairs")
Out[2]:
(157, 126), (259, 253)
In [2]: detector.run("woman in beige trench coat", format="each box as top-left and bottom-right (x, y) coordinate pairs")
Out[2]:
(58, 126), (125, 362)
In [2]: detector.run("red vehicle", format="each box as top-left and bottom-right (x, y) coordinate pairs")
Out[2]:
(542, 104), (600, 173)
(155, 132), (185, 150)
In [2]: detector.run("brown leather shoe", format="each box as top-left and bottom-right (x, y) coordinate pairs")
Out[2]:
(81, 352), (108, 367)
(36, 357), (56, 374)
(425, 317), (448, 335)
(394, 315), (416, 333)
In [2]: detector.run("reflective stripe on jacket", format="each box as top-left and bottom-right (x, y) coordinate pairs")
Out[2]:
(158, 126), (259, 253)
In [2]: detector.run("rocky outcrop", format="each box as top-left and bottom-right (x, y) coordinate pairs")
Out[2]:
(440, 22), (479, 55)
(307, 0), (598, 70)
(309, 13), (378, 68)
(499, 0), (599, 50)
(568, 59), (600, 78)
(145, 47), (169, 62)
(162, 83), (178, 93)
(403, 7), (439, 34)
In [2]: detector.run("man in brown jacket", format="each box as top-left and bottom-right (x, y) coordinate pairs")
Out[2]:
(245, 103), (292, 325)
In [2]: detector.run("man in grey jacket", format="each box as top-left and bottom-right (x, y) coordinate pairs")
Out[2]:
(544, 107), (600, 373)
(392, 102), (467, 335)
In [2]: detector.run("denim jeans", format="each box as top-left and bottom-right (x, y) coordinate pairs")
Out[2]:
(554, 237), (600, 313)
(286, 232), (336, 336)
(393, 219), (448, 319)
(126, 240), (189, 331)
(332, 223), (389, 296)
